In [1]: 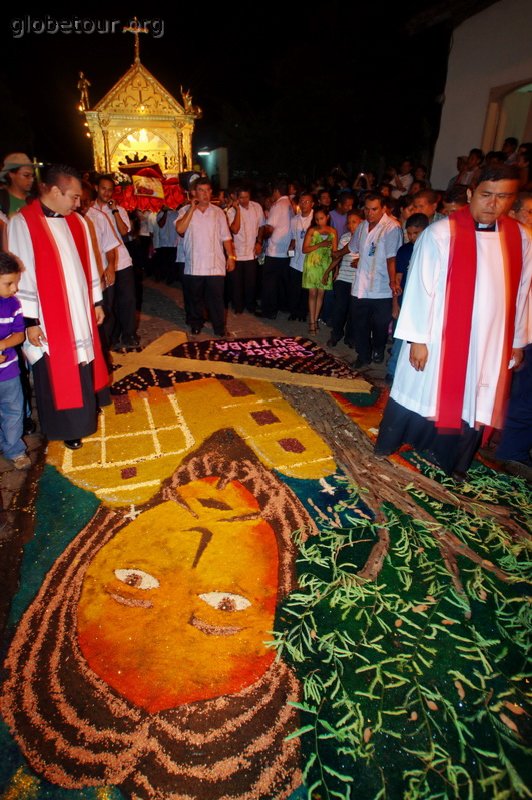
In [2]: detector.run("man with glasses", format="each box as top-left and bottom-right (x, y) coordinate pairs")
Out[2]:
(375, 165), (532, 479)
(7, 164), (108, 450)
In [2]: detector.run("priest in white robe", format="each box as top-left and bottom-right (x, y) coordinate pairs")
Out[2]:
(375, 165), (532, 478)
(8, 164), (109, 450)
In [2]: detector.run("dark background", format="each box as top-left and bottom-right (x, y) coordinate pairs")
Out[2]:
(0, 2), (495, 182)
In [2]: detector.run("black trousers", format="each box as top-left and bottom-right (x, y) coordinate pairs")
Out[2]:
(112, 266), (137, 343)
(99, 284), (115, 365)
(125, 241), (144, 310)
(184, 275), (225, 335)
(153, 247), (178, 283)
(261, 256), (289, 317)
(16, 346), (32, 420)
(287, 267), (308, 319)
(331, 280), (352, 342)
(176, 262), (191, 325)
(231, 259), (257, 313)
(375, 397), (483, 476)
(135, 235), (151, 273)
(348, 297), (392, 362)
(33, 357), (101, 441)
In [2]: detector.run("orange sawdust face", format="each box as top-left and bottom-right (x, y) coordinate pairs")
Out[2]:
(77, 478), (279, 712)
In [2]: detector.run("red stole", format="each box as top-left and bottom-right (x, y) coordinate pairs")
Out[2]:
(20, 202), (108, 410)
(435, 205), (522, 431)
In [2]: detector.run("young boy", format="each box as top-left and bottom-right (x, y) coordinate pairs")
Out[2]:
(386, 213), (429, 383)
(324, 209), (364, 347)
(0, 252), (30, 469)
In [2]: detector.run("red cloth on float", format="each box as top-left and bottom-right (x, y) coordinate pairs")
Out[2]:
(114, 169), (185, 211)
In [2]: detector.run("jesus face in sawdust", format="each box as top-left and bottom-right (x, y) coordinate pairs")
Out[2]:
(76, 477), (279, 713)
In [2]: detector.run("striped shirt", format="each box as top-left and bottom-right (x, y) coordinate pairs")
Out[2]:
(0, 296), (24, 380)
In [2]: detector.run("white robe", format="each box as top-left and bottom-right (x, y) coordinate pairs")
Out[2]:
(391, 218), (532, 428)
(8, 213), (102, 366)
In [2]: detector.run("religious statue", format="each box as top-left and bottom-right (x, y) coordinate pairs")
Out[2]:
(77, 71), (91, 110)
(180, 86), (203, 119)
(180, 86), (193, 113)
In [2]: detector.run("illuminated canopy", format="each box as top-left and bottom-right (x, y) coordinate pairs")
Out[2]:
(83, 39), (201, 176)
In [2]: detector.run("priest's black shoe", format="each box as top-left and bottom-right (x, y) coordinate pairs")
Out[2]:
(64, 439), (83, 450)
(122, 335), (140, 350)
(372, 350), (385, 364)
(452, 470), (468, 483)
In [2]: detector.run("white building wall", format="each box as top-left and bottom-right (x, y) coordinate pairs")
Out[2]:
(431, 0), (532, 189)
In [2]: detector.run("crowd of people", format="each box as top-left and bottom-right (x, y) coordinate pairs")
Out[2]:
(0, 139), (530, 479)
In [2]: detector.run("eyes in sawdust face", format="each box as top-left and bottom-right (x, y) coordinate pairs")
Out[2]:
(77, 478), (279, 712)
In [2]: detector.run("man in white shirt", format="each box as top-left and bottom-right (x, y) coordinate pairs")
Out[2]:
(346, 193), (402, 368)
(455, 148), (484, 188)
(412, 190), (445, 223)
(502, 137), (519, 165)
(227, 188), (265, 313)
(176, 179), (236, 336)
(258, 180), (293, 319)
(389, 159), (414, 199)
(80, 182), (119, 358)
(287, 192), (314, 321)
(375, 165), (532, 478)
(94, 175), (138, 350)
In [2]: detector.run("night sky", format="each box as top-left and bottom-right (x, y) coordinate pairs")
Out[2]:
(0, 3), (479, 181)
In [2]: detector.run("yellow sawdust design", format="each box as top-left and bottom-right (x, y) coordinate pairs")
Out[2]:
(47, 377), (336, 507)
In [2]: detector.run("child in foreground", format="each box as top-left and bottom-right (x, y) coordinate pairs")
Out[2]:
(0, 252), (30, 469)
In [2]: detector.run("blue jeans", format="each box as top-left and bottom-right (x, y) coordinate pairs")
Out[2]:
(0, 375), (25, 460)
(387, 337), (403, 378)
